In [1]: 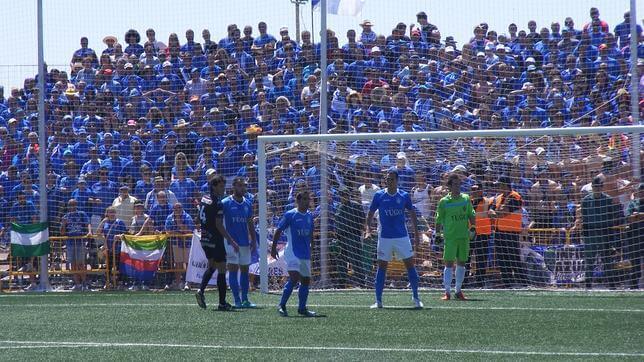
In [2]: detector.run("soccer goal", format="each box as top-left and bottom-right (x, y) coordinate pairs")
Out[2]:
(257, 125), (643, 293)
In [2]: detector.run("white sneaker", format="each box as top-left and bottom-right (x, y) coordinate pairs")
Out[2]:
(71, 284), (82, 292)
(183, 283), (190, 291)
(24, 283), (36, 291)
(18, 264), (33, 272)
(140, 284), (149, 291)
(413, 298), (424, 309)
(370, 301), (383, 309)
(128, 284), (139, 291)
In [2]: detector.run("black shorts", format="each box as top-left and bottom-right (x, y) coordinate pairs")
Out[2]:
(202, 238), (226, 263)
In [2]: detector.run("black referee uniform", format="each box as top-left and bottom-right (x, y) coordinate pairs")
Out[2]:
(199, 195), (226, 262)
(196, 193), (231, 310)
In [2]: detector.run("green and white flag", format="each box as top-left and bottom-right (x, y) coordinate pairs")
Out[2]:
(10, 222), (50, 257)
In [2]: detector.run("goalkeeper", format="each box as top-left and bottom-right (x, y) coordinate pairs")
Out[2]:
(435, 173), (476, 301)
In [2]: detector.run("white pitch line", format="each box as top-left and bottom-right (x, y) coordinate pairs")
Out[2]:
(0, 303), (641, 313)
(0, 340), (641, 357)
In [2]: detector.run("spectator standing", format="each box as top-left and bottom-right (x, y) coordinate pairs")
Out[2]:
(491, 176), (526, 287)
(60, 199), (91, 291)
(112, 185), (137, 224)
(469, 183), (494, 287)
(581, 175), (623, 289)
(165, 202), (195, 290)
(96, 206), (127, 289)
(334, 188), (366, 288)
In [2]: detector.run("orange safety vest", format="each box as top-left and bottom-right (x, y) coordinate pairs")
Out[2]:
(474, 197), (492, 235)
(495, 191), (523, 232)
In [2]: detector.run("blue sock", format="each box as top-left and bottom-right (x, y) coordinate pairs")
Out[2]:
(443, 266), (453, 294)
(455, 266), (466, 293)
(240, 271), (249, 302)
(375, 268), (386, 303)
(407, 267), (419, 300)
(229, 270), (240, 304)
(298, 284), (309, 311)
(280, 279), (294, 306)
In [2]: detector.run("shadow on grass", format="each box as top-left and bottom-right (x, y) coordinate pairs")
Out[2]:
(460, 298), (486, 302)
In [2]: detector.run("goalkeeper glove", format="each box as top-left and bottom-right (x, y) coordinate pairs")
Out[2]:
(469, 227), (476, 240)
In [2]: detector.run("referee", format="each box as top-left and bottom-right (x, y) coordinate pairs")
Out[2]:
(195, 175), (239, 311)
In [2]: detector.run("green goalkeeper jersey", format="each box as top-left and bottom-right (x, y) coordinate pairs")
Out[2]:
(435, 193), (475, 241)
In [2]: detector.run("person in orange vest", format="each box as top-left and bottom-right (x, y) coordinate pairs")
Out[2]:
(491, 176), (527, 287)
(469, 183), (495, 288)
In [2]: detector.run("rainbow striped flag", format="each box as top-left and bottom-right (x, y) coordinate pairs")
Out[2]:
(119, 234), (167, 281)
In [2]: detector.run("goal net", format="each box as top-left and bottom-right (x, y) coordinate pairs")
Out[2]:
(258, 125), (643, 291)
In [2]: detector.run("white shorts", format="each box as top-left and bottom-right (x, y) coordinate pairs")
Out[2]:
(225, 244), (251, 265)
(377, 236), (414, 262)
(284, 243), (311, 277)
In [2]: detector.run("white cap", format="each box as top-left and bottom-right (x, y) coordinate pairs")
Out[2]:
(452, 164), (467, 173)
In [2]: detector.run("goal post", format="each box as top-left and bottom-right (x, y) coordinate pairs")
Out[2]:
(258, 125), (643, 293)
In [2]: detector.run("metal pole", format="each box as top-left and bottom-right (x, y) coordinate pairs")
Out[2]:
(257, 139), (268, 293)
(629, 0), (640, 182)
(318, 0), (329, 287)
(36, 0), (50, 292)
(311, 2), (315, 45)
(295, 1), (301, 44)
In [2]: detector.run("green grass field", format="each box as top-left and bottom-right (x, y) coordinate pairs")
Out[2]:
(0, 290), (642, 361)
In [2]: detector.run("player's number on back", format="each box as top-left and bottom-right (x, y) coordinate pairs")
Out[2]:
(199, 206), (206, 223)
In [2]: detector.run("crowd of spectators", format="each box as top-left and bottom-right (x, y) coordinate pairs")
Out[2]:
(0, 7), (642, 288)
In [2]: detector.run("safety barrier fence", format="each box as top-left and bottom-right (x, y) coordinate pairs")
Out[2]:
(0, 226), (636, 291)
(1, 233), (193, 291)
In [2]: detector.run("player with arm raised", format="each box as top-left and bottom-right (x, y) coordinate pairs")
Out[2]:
(195, 175), (239, 311)
(271, 190), (316, 317)
(364, 168), (423, 309)
(222, 177), (257, 308)
(435, 173), (476, 301)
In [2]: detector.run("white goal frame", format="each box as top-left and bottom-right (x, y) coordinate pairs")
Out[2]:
(257, 125), (644, 293)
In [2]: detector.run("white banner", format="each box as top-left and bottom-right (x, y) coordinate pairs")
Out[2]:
(186, 231), (223, 285)
(249, 250), (289, 276)
(187, 231), (289, 284)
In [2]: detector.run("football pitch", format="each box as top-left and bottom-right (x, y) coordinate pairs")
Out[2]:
(0, 290), (642, 361)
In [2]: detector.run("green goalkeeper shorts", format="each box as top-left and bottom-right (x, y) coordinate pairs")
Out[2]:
(443, 238), (470, 263)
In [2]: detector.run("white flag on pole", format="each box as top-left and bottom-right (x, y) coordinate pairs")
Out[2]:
(312, 0), (365, 16)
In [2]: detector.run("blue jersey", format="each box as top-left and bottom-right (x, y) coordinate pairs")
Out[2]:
(277, 208), (313, 260)
(222, 195), (253, 246)
(62, 211), (89, 237)
(369, 189), (413, 239)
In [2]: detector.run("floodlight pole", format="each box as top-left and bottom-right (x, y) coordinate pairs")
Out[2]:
(629, 0), (640, 182)
(36, 0), (51, 292)
(291, 0), (308, 44)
